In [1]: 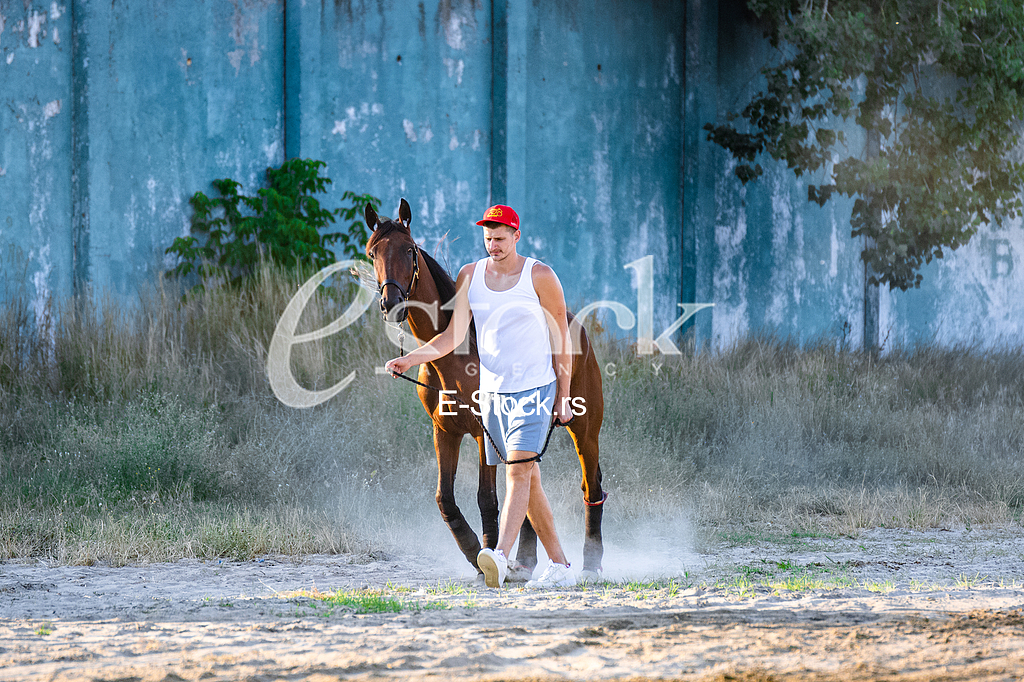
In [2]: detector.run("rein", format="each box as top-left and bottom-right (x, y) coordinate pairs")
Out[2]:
(391, 329), (563, 466)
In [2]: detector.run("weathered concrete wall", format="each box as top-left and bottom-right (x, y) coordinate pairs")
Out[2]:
(1, 0), (1022, 350)
(73, 0), (284, 295)
(691, 0), (1024, 350)
(2, 0), (284, 300)
(693, 0), (867, 348)
(285, 0), (687, 332)
(885, 218), (1024, 348)
(0, 1), (73, 321)
(284, 0), (492, 280)
(526, 0), (685, 327)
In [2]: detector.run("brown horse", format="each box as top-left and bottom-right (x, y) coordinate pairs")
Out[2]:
(364, 199), (607, 579)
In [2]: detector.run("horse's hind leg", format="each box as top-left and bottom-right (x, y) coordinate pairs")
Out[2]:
(435, 426), (482, 569)
(567, 418), (606, 576)
(514, 517), (538, 573)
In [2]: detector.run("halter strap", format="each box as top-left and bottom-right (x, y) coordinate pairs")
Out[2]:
(378, 244), (420, 312)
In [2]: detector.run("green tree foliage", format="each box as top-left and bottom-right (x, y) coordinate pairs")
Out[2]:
(165, 158), (379, 287)
(705, 0), (1024, 290)
(335, 190), (377, 264)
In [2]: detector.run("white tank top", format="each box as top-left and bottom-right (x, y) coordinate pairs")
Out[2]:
(467, 256), (557, 393)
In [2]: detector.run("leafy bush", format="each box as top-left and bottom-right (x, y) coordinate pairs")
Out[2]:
(165, 158), (379, 286)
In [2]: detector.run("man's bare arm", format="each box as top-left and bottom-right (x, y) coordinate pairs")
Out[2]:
(533, 263), (573, 423)
(384, 263), (475, 375)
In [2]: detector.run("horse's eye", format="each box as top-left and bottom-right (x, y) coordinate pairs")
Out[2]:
(368, 251), (374, 259)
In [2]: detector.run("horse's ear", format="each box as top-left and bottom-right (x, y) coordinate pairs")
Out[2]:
(398, 198), (412, 229)
(364, 204), (379, 231)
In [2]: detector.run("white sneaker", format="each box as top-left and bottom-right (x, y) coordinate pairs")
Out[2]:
(525, 560), (577, 589)
(477, 548), (508, 588)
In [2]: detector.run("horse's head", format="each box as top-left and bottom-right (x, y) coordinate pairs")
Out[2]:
(365, 198), (420, 324)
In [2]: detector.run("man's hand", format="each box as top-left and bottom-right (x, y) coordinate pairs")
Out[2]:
(554, 394), (575, 426)
(384, 356), (415, 376)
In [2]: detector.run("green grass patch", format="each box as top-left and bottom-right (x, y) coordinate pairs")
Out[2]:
(954, 572), (987, 589)
(789, 529), (840, 540)
(608, 577), (690, 600)
(863, 580), (896, 593)
(302, 588), (449, 615)
(768, 573), (857, 592)
(425, 579), (476, 596)
(714, 559), (858, 597)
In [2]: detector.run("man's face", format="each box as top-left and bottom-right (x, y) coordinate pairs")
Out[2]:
(483, 224), (519, 261)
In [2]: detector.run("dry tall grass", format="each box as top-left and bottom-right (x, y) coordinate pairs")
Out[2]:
(582, 334), (1024, 542)
(1, 265), (1023, 565)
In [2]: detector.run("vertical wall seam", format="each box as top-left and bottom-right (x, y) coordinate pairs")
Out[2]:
(283, 0), (288, 160)
(70, 0), (90, 297)
(864, 129), (881, 353)
(681, 0), (700, 340)
(490, 0), (507, 206)
(680, 0), (691, 310)
(503, 1), (526, 216)
(283, 0), (302, 161)
(681, 0), (720, 347)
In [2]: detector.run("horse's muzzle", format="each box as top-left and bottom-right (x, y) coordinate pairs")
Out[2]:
(379, 290), (409, 324)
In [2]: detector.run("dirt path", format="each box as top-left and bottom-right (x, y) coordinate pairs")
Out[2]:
(2, 528), (1023, 681)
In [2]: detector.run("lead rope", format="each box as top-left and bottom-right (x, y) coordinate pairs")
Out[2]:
(389, 322), (560, 465)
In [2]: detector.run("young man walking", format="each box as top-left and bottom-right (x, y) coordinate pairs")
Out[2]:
(384, 204), (577, 589)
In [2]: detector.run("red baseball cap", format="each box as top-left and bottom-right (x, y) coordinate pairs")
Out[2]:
(476, 204), (519, 230)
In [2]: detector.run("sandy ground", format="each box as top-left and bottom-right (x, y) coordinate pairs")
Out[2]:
(2, 527), (1024, 681)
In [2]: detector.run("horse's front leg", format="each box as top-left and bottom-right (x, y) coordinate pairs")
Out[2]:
(435, 426), (483, 569)
(476, 436), (537, 581)
(475, 436), (499, 551)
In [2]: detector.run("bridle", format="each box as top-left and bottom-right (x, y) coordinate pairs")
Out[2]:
(376, 242), (420, 318)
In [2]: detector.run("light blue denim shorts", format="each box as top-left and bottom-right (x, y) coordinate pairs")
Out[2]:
(479, 380), (557, 465)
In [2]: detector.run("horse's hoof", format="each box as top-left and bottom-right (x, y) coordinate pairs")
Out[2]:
(579, 568), (604, 583)
(472, 572), (487, 587)
(505, 561), (535, 583)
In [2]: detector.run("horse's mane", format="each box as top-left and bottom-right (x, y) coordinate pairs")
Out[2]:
(422, 249), (477, 348)
(420, 250), (457, 323)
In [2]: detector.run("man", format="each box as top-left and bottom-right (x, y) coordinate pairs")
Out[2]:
(384, 204), (577, 589)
